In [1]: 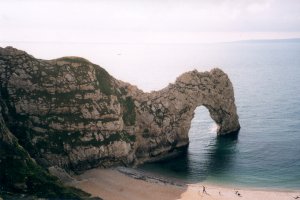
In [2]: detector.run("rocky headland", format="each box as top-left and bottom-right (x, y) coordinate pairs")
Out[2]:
(0, 46), (240, 198)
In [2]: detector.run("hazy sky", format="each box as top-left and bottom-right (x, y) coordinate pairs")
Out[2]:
(1, 0), (300, 44)
(1, 0), (300, 91)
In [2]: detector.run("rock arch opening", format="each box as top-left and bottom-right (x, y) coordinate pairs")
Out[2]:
(189, 106), (218, 141)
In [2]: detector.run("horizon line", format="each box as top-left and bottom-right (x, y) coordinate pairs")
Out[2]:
(1, 37), (300, 46)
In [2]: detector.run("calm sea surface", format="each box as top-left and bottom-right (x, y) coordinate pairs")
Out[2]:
(3, 40), (300, 189)
(139, 41), (300, 190)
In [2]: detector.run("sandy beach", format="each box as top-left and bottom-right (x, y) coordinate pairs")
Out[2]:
(67, 167), (300, 200)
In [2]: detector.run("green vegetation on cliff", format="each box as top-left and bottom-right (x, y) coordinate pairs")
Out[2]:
(56, 56), (92, 65)
(34, 130), (135, 156)
(121, 97), (136, 126)
(56, 56), (114, 96)
(95, 65), (113, 95)
(0, 117), (96, 199)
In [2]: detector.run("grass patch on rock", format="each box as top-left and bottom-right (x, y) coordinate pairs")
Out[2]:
(0, 119), (96, 199)
(121, 97), (136, 126)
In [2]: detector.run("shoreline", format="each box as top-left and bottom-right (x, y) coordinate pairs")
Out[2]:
(119, 166), (299, 193)
(67, 167), (300, 200)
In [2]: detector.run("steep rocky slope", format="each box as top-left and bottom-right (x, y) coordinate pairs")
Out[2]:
(0, 46), (240, 194)
(0, 103), (99, 199)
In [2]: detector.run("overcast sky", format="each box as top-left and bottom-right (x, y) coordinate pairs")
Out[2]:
(1, 0), (300, 44)
(1, 0), (300, 91)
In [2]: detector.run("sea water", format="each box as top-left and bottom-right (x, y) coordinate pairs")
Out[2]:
(139, 40), (300, 190)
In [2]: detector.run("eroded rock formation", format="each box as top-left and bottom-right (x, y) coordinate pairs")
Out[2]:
(0, 46), (240, 173)
(135, 68), (240, 162)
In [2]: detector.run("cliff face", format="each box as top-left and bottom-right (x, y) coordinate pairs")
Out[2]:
(0, 46), (240, 173)
(0, 102), (96, 199)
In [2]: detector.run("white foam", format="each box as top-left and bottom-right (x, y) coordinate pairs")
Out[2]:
(209, 123), (218, 134)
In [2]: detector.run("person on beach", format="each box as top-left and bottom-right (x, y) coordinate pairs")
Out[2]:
(202, 186), (208, 194)
(235, 190), (242, 197)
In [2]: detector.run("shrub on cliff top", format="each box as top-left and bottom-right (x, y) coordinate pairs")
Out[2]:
(121, 96), (136, 126)
(95, 66), (113, 95)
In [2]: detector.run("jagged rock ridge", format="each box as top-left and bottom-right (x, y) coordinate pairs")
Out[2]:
(0, 46), (240, 173)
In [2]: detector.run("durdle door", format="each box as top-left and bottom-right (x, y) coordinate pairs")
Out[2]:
(0, 46), (240, 172)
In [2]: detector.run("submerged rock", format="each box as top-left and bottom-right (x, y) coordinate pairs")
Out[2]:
(0, 46), (240, 172)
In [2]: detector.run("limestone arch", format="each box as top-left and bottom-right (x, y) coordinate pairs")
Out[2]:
(135, 68), (240, 163)
(174, 68), (241, 136)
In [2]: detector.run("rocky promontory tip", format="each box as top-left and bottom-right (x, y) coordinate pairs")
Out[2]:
(0, 46), (239, 195)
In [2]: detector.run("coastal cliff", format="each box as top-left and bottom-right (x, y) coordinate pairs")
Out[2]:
(0, 46), (240, 196)
(0, 107), (97, 199)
